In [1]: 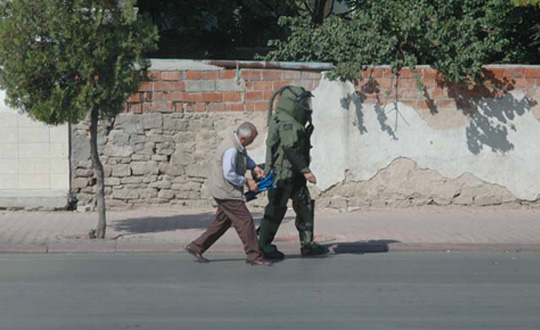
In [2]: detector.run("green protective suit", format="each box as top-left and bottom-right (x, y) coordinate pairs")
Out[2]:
(258, 86), (327, 258)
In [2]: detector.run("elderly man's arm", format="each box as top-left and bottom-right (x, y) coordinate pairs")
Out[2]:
(223, 148), (259, 191)
(222, 148), (246, 187)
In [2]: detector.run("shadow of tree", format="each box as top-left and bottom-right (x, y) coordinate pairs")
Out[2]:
(435, 72), (535, 155)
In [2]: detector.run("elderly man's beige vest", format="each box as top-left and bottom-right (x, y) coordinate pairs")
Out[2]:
(209, 133), (247, 200)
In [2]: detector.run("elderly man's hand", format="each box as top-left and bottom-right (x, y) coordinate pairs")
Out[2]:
(253, 166), (266, 179)
(246, 178), (259, 193)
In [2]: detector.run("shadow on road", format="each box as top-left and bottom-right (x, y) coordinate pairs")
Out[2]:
(325, 240), (400, 254)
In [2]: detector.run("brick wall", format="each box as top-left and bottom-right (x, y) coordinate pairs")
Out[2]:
(124, 68), (322, 114)
(355, 66), (540, 112)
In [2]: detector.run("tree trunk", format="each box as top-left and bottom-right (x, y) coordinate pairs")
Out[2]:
(89, 108), (107, 239)
(312, 0), (327, 25)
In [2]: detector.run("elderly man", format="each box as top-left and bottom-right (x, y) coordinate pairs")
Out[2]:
(185, 122), (272, 266)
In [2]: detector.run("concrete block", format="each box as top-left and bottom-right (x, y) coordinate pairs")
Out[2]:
(19, 174), (49, 189)
(50, 158), (69, 174)
(18, 127), (50, 143)
(18, 143), (50, 158)
(216, 79), (245, 92)
(18, 159), (50, 174)
(0, 159), (17, 175)
(185, 80), (215, 92)
(0, 143), (17, 158)
(50, 174), (69, 190)
(0, 174), (17, 189)
(0, 127), (17, 143)
(0, 112), (17, 127)
(49, 126), (69, 143)
(50, 143), (68, 158)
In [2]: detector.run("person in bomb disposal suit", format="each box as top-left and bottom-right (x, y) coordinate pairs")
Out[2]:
(186, 122), (272, 266)
(258, 86), (329, 260)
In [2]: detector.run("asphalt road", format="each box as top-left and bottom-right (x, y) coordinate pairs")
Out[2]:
(1, 252), (539, 330)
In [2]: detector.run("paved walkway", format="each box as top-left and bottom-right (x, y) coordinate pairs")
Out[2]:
(0, 207), (539, 253)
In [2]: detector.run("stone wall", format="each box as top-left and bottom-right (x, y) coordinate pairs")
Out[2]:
(72, 60), (540, 211)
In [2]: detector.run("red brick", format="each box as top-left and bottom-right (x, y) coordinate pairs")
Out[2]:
(186, 71), (201, 80)
(502, 67), (524, 78)
(377, 78), (394, 89)
(128, 103), (142, 114)
(152, 92), (166, 101)
(263, 91), (274, 100)
(167, 92), (185, 101)
(245, 91), (263, 101)
(383, 68), (397, 78)
(241, 70), (262, 81)
(139, 82), (153, 92)
(524, 67), (540, 78)
(282, 71), (302, 79)
(430, 88), (446, 98)
(153, 82), (168, 92)
(513, 78), (535, 88)
(148, 70), (161, 80)
(207, 103), (226, 111)
(225, 103), (245, 111)
(261, 71), (283, 81)
(201, 71), (219, 80)
(272, 81), (293, 90)
(252, 81), (273, 90)
(201, 92), (222, 102)
(220, 70), (237, 79)
(416, 100), (435, 109)
(436, 99), (455, 108)
(398, 68), (414, 78)
(301, 71), (322, 80)
(183, 93), (203, 102)
(143, 102), (172, 113)
(222, 92), (242, 102)
(362, 68), (383, 78)
(245, 101), (267, 111)
(127, 93), (141, 103)
(161, 71), (180, 81)
(398, 79), (417, 90)
(421, 78), (438, 88)
(422, 68), (439, 79)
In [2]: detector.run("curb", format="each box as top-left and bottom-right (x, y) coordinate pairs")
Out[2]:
(2, 242), (540, 254)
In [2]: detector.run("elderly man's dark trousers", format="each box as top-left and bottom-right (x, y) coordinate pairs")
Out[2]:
(189, 198), (262, 262)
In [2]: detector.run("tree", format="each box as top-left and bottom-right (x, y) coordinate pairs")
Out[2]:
(264, 0), (540, 83)
(137, 0), (300, 59)
(0, 0), (159, 238)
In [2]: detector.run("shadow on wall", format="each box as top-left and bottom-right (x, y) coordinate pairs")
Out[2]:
(344, 73), (536, 155)
(439, 73), (533, 155)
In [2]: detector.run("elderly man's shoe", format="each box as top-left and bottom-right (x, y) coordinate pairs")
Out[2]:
(246, 258), (273, 266)
(185, 245), (209, 263)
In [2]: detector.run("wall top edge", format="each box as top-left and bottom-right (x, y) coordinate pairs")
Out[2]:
(148, 59), (540, 72)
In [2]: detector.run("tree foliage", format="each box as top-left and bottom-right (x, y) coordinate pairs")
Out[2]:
(137, 0), (298, 59)
(0, 0), (159, 125)
(264, 0), (540, 83)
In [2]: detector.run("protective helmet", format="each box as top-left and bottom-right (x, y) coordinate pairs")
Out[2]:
(268, 86), (314, 125)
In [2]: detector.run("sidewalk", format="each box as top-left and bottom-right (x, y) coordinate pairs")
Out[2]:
(1, 207), (539, 253)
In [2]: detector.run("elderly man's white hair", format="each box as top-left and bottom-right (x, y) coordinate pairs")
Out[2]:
(237, 122), (258, 139)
